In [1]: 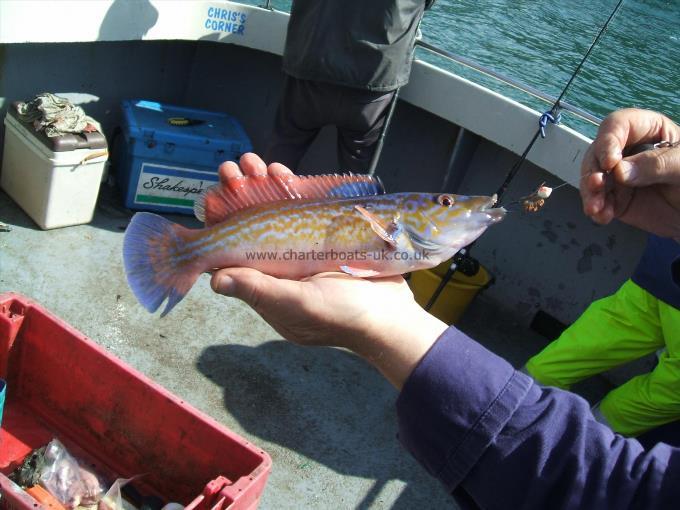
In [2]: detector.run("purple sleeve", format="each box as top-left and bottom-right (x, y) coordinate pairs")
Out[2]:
(396, 328), (679, 508)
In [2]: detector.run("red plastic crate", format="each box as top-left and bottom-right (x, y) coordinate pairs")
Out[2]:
(0, 293), (271, 510)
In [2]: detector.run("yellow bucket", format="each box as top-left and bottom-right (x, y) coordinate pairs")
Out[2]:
(408, 261), (492, 324)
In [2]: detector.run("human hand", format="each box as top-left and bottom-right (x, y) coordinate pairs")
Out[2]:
(212, 269), (447, 389)
(211, 155), (448, 388)
(580, 108), (680, 238)
(218, 151), (293, 181)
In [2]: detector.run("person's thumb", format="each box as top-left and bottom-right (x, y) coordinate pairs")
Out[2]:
(616, 147), (680, 187)
(210, 267), (301, 312)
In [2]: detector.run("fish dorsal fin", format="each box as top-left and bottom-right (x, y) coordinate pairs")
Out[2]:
(194, 173), (385, 226)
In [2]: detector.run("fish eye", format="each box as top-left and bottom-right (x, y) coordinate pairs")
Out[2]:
(437, 194), (455, 207)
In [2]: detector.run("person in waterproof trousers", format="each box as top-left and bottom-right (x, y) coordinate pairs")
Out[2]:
(211, 108), (680, 508)
(525, 232), (680, 437)
(264, 0), (436, 172)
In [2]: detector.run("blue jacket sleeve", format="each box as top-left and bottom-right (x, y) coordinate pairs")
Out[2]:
(396, 328), (679, 509)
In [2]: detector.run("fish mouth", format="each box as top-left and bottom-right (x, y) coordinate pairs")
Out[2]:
(478, 195), (506, 222)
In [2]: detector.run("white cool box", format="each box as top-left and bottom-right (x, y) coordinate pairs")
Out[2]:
(1, 109), (108, 229)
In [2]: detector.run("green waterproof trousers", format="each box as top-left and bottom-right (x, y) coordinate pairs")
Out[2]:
(526, 280), (680, 436)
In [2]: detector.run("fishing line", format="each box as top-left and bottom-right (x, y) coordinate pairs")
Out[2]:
(501, 178), (579, 210)
(425, 0), (626, 311)
(494, 0), (625, 202)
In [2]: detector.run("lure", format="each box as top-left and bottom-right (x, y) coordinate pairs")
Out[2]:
(521, 182), (553, 213)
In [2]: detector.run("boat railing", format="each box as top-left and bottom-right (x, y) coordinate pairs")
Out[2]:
(415, 40), (601, 127)
(258, 0), (600, 128)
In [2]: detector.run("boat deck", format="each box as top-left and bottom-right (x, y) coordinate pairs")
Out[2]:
(0, 185), (613, 509)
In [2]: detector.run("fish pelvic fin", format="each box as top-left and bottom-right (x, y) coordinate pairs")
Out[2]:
(123, 212), (202, 317)
(340, 265), (381, 278)
(195, 173), (385, 226)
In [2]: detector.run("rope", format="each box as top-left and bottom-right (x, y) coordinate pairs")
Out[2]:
(539, 110), (562, 138)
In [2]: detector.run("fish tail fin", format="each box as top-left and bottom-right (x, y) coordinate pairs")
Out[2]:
(123, 212), (202, 316)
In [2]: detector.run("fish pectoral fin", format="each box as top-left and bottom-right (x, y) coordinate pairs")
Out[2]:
(354, 205), (401, 249)
(340, 265), (381, 278)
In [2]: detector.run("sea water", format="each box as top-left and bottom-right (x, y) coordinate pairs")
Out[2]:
(260, 0), (678, 138)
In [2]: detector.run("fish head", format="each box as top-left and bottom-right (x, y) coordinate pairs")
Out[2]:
(399, 193), (506, 253)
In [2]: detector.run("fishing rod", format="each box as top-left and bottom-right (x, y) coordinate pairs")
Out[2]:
(368, 88), (400, 176)
(369, 11), (430, 176)
(425, 0), (626, 311)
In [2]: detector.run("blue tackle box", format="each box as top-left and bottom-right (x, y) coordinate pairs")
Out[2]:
(116, 100), (252, 214)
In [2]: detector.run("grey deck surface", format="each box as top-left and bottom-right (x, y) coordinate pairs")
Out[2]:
(0, 186), (611, 509)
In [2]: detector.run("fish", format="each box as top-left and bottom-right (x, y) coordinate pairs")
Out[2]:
(123, 173), (505, 316)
